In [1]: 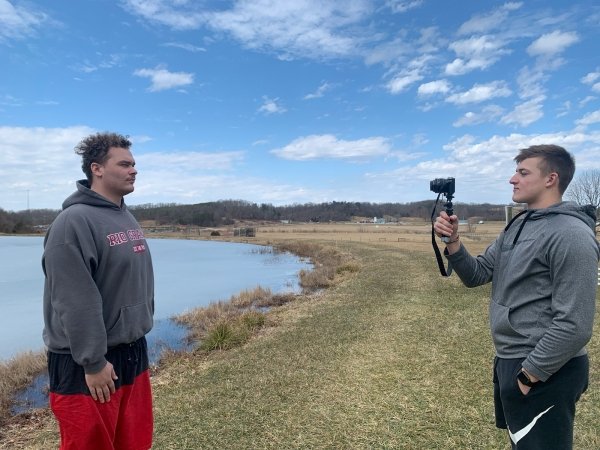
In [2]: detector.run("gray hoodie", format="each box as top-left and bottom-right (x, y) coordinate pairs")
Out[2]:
(447, 201), (599, 382)
(42, 180), (154, 374)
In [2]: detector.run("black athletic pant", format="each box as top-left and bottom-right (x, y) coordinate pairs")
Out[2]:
(493, 355), (589, 450)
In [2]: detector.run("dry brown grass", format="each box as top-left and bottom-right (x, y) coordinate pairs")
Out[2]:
(0, 352), (46, 428)
(145, 219), (506, 256)
(252, 220), (505, 255)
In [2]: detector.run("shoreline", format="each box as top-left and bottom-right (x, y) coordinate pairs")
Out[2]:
(0, 237), (328, 429)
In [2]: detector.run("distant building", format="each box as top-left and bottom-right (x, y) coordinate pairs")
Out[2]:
(505, 205), (526, 224)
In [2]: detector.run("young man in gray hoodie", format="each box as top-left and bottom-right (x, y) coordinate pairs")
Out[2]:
(434, 144), (599, 450)
(43, 132), (154, 450)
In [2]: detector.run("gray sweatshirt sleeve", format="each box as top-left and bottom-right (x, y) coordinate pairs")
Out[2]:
(522, 227), (599, 381)
(43, 217), (108, 374)
(446, 238), (498, 288)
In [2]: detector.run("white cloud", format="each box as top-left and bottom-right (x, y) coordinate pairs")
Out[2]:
(386, 71), (423, 94)
(304, 82), (332, 100)
(133, 66), (194, 92)
(445, 35), (510, 75)
(581, 70), (600, 93)
(453, 105), (504, 127)
(457, 2), (523, 35)
(121, 0), (206, 30)
(0, 94), (23, 107)
(515, 66), (547, 99)
(386, 0), (423, 14)
(206, 0), (370, 60)
(271, 134), (391, 160)
(0, 0), (48, 42)
(575, 110), (600, 128)
(556, 100), (572, 118)
(417, 80), (451, 96)
(162, 42), (206, 52)
(72, 54), (123, 74)
(527, 30), (579, 57)
(364, 35), (411, 66)
(0, 126), (95, 210)
(411, 133), (429, 147)
(581, 70), (599, 85)
(501, 97), (545, 127)
(0, 125), (325, 209)
(258, 96), (287, 115)
(579, 96), (597, 107)
(446, 81), (512, 105)
(367, 130), (600, 205)
(123, 0), (374, 61)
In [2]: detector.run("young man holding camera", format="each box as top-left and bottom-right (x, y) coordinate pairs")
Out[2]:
(434, 144), (599, 449)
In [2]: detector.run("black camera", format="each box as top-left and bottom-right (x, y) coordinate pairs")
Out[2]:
(430, 177), (455, 196)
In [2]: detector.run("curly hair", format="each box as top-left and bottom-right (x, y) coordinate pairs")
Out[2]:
(514, 144), (575, 195)
(75, 132), (132, 182)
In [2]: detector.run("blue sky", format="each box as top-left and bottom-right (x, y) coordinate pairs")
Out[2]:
(1, 0), (599, 211)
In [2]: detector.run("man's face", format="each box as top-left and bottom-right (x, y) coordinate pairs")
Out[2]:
(93, 147), (137, 199)
(509, 156), (554, 208)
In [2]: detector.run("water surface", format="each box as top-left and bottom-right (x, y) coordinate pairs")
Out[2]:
(0, 236), (311, 361)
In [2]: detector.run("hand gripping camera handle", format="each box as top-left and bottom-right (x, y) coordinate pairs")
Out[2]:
(440, 203), (454, 243)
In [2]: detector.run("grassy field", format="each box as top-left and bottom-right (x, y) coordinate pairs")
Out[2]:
(1, 221), (599, 449)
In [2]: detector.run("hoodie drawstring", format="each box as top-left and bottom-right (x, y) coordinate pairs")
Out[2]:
(504, 209), (536, 246)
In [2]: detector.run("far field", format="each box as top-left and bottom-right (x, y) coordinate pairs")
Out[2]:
(147, 219), (507, 256)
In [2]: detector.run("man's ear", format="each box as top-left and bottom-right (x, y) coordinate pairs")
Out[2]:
(546, 172), (559, 188)
(90, 162), (103, 178)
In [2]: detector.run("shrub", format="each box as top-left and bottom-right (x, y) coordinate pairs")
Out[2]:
(200, 321), (238, 351)
(199, 311), (266, 352)
(336, 262), (360, 275)
(239, 311), (266, 330)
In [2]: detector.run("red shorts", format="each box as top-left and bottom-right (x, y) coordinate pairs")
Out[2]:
(48, 337), (153, 450)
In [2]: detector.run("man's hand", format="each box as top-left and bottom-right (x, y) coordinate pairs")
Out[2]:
(434, 211), (460, 253)
(85, 362), (118, 403)
(517, 369), (539, 396)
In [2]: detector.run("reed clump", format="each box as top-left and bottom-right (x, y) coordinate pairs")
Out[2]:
(175, 286), (292, 352)
(273, 241), (359, 290)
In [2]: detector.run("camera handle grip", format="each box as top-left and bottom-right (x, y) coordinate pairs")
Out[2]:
(440, 200), (454, 243)
(430, 192), (454, 277)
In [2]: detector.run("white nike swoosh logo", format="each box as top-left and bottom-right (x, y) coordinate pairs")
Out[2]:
(508, 405), (554, 445)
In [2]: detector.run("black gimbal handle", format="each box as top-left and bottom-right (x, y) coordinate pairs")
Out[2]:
(441, 194), (454, 243)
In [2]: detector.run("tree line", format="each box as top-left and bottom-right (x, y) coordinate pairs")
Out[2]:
(129, 199), (510, 227)
(1, 200), (510, 234)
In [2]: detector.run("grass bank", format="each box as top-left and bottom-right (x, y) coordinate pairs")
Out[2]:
(2, 237), (599, 449)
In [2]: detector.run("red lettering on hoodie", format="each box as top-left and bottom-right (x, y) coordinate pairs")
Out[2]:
(107, 232), (129, 246)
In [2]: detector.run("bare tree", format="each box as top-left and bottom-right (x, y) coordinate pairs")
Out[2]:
(567, 169), (600, 216)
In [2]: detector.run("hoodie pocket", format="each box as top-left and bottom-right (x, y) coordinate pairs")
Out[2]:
(490, 301), (529, 347)
(106, 301), (153, 346)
